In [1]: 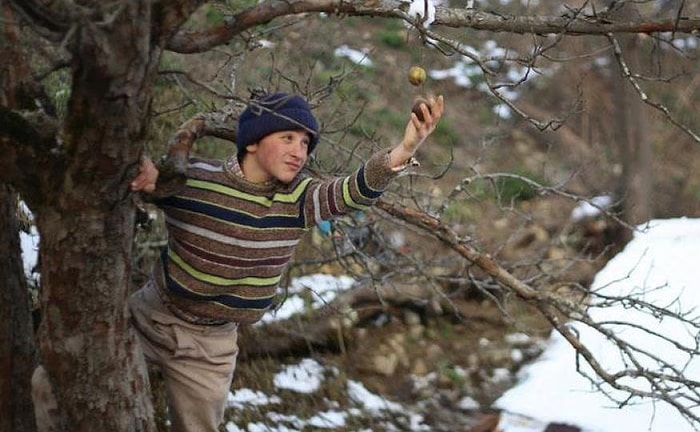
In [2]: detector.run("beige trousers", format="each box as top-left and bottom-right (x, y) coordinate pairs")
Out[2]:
(31, 280), (238, 432)
(129, 279), (239, 432)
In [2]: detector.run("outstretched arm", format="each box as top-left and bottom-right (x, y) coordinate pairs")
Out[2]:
(388, 95), (445, 169)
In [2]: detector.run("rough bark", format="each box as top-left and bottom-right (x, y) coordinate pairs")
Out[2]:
(0, 3), (38, 430)
(35, 206), (154, 431)
(18, 1), (212, 428)
(0, 1), (210, 429)
(30, 11), (157, 432)
(0, 186), (37, 432)
(0, 1), (200, 429)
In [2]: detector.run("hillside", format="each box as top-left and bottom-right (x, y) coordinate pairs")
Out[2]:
(139, 8), (700, 432)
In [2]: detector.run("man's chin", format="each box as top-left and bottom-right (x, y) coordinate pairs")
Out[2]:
(275, 175), (296, 184)
(275, 170), (301, 184)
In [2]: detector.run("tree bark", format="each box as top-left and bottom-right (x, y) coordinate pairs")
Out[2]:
(0, 3), (38, 430)
(31, 41), (155, 432)
(14, 2), (164, 430)
(0, 186), (37, 432)
(35, 205), (154, 431)
(0, 1), (204, 429)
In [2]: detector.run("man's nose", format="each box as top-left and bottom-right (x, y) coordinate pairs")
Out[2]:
(291, 140), (308, 159)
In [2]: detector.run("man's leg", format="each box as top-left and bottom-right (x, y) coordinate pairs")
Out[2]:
(160, 326), (238, 432)
(129, 281), (238, 432)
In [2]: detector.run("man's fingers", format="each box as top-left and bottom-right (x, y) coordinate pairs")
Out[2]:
(131, 157), (158, 192)
(131, 173), (152, 191)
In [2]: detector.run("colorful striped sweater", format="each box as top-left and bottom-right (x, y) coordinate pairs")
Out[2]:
(151, 150), (399, 324)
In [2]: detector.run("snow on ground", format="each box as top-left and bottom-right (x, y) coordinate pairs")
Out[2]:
(19, 200), (39, 285)
(227, 217), (700, 431)
(226, 355), (432, 431)
(273, 358), (327, 393)
(260, 274), (355, 323)
(225, 219), (700, 431)
(495, 218), (700, 432)
(18, 197), (699, 431)
(570, 195), (612, 222)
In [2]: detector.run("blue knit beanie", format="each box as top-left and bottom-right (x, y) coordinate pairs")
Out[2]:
(236, 93), (319, 155)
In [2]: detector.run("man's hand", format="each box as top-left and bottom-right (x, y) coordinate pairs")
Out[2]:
(130, 157), (159, 193)
(389, 95), (444, 168)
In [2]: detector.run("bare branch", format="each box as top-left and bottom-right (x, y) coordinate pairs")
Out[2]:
(376, 200), (541, 301)
(147, 103), (245, 199)
(375, 199), (700, 425)
(8, 0), (70, 41)
(0, 107), (61, 206)
(166, 0), (700, 54)
(439, 7), (700, 35)
(607, 33), (700, 144)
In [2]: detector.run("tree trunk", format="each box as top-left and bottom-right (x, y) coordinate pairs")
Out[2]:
(608, 4), (653, 227)
(611, 39), (652, 227)
(0, 186), (37, 432)
(0, 1), (205, 428)
(36, 203), (154, 431)
(0, 4), (38, 430)
(29, 5), (165, 430)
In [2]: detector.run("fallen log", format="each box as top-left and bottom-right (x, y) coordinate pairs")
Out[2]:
(237, 278), (508, 359)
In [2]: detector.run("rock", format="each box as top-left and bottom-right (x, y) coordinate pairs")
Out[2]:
(411, 358), (429, 375)
(371, 352), (399, 375)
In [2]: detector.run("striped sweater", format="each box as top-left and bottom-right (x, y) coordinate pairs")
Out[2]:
(151, 150), (399, 324)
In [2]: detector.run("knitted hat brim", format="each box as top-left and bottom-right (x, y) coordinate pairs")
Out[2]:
(240, 109), (319, 152)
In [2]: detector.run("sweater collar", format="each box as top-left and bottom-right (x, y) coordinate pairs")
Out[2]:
(224, 155), (281, 193)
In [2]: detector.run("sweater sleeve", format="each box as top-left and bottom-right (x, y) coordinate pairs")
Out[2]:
(301, 149), (399, 227)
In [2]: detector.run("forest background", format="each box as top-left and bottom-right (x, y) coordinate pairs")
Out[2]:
(1, 0), (700, 431)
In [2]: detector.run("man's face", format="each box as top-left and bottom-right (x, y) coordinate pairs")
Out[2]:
(242, 130), (310, 184)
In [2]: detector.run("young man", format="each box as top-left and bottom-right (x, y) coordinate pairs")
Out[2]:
(129, 92), (444, 431)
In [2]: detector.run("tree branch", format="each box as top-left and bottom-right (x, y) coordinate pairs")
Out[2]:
(167, 0), (700, 54)
(148, 103), (245, 199)
(375, 200), (542, 301)
(375, 199), (700, 425)
(439, 8), (700, 35)
(607, 33), (700, 145)
(8, 0), (70, 42)
(0, 107), (61, 206)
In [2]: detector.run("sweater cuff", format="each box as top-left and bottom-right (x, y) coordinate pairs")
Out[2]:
(362, 149), (412, 192)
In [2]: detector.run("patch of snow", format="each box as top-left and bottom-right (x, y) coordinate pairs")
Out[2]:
(496, 218), (700, 431)
(570, 195), (613, 222)
(273, 358), (326, 393)
(334, 45), (373, 67)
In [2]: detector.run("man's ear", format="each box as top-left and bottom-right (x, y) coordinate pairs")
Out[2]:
(245, 142), (259, 154)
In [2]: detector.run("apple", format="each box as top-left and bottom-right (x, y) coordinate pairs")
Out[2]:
(408, 66), (427, 86)
(411, 97), (431, 121)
